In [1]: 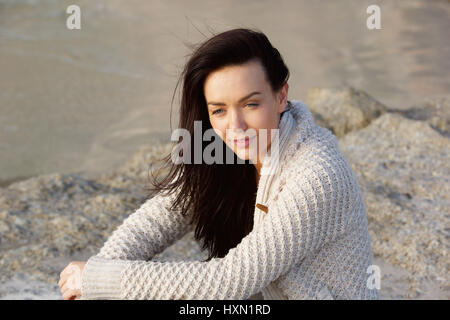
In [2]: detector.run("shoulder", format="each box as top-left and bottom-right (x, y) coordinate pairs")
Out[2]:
(280, 100), (343, 173)
(277, 124), (359, 207)
(269, 130), (361, 238)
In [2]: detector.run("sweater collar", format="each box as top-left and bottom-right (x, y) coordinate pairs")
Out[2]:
(255, 99), (315, 207)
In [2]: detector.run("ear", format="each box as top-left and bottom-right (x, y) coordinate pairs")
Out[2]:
(277, 82), (289, 113)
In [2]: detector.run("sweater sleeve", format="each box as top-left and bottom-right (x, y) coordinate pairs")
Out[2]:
(93, 190), (194, 262)
(81, 160), (353, 300)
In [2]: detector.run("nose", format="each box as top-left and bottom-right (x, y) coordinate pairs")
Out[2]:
(227, 108), (247, 133)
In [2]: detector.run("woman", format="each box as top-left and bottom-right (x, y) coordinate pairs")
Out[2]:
(58, 28), (380, 300)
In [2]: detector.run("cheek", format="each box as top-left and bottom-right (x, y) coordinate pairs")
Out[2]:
(210, 118), (234, 143)
(252, 114), (276, 135)
(210, 121), (226, 141)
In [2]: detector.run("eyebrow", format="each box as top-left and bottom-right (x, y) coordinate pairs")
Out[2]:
(207, 91), (261, 107)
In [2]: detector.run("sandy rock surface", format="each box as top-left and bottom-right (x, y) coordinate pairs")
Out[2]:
(1, 88), (448, 300)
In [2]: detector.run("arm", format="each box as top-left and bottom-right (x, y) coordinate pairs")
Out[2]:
(81, 161), (354, 300)
(94, 189), (194, 262)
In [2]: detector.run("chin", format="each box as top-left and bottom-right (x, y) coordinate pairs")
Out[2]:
(232, 146), (259, 163)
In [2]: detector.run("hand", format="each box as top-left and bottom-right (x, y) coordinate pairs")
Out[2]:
(58, 261), (86, 300)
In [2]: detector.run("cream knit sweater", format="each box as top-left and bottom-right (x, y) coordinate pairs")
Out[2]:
(80, 100), (380, 300)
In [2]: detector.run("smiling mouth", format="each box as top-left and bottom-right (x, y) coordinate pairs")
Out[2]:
(230, 135), (256, 147)
(231, 135), (255, 141)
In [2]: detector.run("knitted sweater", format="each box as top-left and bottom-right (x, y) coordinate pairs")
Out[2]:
(80, 100), (380, 300)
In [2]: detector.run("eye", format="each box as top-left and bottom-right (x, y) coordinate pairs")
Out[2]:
(212, 109), (224, 115)
(211, 104), (258, 116)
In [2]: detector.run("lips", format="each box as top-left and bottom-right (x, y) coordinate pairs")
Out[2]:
(230, 135), (256, 147)
(231, 136), (255, 142)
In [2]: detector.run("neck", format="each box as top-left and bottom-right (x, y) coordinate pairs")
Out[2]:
(253, 117), (280, 185)
(253, 144), (266, 185)
(253, 103), (297, 195)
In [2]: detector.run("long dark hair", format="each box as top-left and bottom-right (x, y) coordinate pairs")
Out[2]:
(145, 28), (290, 261)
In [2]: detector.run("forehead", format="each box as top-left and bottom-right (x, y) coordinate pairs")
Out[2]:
(203, 60), (269, 100)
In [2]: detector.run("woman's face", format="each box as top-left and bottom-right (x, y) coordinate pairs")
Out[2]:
(203, 59), (289, 168)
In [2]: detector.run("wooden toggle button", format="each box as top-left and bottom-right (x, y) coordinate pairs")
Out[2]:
(256, 203), (268, 214)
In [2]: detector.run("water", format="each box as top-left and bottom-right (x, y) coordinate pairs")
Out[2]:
(1, 0), (449, 186)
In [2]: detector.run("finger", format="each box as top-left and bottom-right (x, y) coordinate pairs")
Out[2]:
(62, 286), (77, 300)
(65, 290), (80, 301)
(60, 284), (67, 297)
(61, 279), (80, 296)
(62, 289), (74, 300)
(58, 276), (67, 288)
(60, 262), (76, 276)
(60, 265), (70, 278)
(59, 264), (80, 288)
(60, 282), (72, 297)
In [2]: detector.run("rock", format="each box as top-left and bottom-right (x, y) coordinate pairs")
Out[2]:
(0, 146), (207, 290)
(306, 86), (388, 136)
(1, 89), (448, 300)
(338, 112), (449, 299)
(386, 95), (450, 137)
(0, 273), (61, 300)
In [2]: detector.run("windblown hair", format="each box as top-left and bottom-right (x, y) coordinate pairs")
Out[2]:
(145, 28), (290, 261)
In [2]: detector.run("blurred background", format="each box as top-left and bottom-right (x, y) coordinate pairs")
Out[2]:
(0, 0), (449, 300)
(1, 0), (449, 186)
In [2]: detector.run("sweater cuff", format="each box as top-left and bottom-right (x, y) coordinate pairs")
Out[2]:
(81, 255), (128, 300)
